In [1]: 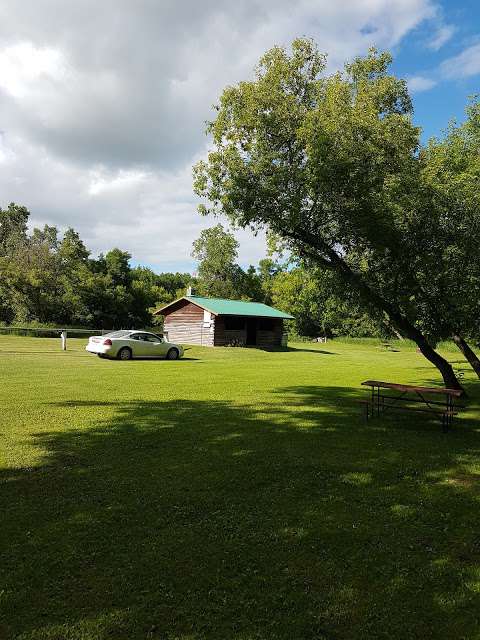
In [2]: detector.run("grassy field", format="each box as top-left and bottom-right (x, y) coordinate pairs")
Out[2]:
(1, 335), (480, 640)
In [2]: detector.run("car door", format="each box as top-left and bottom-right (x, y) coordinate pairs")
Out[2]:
(142, 333), (168, 358)
(129, 333), (148, 357)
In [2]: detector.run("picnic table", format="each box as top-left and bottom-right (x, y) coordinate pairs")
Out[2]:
(360, 380), (464, 432)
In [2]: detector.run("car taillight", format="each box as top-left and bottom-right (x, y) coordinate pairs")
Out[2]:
(103, 338), (112, 346)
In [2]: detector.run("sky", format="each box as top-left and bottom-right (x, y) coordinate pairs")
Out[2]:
(0, 0), (479, 273)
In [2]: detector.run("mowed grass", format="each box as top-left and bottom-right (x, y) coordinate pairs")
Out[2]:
(1, 335), (480, 640)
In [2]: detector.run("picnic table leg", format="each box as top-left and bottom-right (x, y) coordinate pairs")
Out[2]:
(448, 396), (454, 430)
(443, 396), (451, 433)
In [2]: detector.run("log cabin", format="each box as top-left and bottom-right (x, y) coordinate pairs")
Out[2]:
(155, 295), (293, 348)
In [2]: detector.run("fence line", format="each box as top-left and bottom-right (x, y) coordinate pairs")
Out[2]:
(1, 326), (165, 351)
(0, 326), (109, 334)
(0, 326), (112, 350)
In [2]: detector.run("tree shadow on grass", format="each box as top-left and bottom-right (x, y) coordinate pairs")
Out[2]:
(2, 390), (480, 639)
(415, 373), (480, 410)
(287, 346), (337, 355)
(277, 384), (479, 432)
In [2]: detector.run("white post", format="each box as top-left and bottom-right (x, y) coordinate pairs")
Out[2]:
(61, 330), (67, 351)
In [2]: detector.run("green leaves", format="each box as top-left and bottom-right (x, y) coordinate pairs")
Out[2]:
(194, 39), (421, 259)
(191, 224), (266, 301)
(193, 38), (477, 386)
(0, 203), (193, 329)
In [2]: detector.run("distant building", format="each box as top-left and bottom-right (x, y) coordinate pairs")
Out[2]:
(155, 295), (293, 348)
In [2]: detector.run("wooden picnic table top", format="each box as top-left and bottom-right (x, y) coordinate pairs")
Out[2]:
(361, 380), (464, 397)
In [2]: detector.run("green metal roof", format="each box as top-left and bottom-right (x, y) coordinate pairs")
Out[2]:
(183, 296), (293, 319)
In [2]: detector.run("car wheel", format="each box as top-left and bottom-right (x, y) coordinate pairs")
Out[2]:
(166, 348), (179, 360)
(117, 347), (132, 361)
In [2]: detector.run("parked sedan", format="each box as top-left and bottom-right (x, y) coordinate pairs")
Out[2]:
(86, 330), (184, 360)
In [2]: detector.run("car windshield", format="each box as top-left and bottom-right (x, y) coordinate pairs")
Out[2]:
(104, 330), (131, 338)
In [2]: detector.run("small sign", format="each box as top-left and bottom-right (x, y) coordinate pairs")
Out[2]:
(203, 309), (212, 328)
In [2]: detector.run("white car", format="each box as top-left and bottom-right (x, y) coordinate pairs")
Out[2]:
(86, 330), (184, 360)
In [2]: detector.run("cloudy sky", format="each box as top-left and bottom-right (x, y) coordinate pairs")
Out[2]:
(1, 0), (479, 272)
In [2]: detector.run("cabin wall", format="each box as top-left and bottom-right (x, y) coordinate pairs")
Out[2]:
(257, 319), (284, 348)
(163, 300), (215, 346)
(214, 317), (285, 347)
(214, 318), (246, 346)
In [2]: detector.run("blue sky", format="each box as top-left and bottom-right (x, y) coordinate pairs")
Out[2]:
(0, 0), (478, 273)
(392, 0), (480, 140)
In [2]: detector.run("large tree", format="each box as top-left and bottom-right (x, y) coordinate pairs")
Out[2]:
(192, 223), (263, 300)
(194, 39), (466, 389)
(418, 103), (480, 377)
(0, 203), (29, 255)
(192, 224), (241, 298)
(1, 224), (63, 323)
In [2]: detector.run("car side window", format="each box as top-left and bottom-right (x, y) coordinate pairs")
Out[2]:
(130, 334), (142, 341)
(145, 334), (161, 343)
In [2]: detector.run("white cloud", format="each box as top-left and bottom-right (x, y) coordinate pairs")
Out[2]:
(0, 132), (264, 270)
(440, 42), (480, 80)
(0, 0), (438, 269)
(87, 169), (147, 197)
(0, 42), (65, 98)
(407, 75), (437, 92)
(426, 24), (455, 51)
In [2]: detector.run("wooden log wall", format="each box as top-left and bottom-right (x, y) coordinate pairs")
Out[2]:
(213, 317), (241, 346)
(257, 319), (284, 348)
(163, 300), (214, 346)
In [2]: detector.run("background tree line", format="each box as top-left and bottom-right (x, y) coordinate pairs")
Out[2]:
(0, 203), (190, 329)
(0, 203), (383, 337)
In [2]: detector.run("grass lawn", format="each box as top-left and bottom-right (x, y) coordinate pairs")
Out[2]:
(1, 335), (480, 639)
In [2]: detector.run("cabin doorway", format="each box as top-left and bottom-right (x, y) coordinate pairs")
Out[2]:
(246, 318), (257, 345)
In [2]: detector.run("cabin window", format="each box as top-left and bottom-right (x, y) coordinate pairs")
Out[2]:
(259, 319), (275, 331)
(224, 316), (245, 331)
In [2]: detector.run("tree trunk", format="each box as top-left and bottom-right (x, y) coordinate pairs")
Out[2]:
(289, 229), (464, 391)
(414, 335), (463, 391)
(452, 334), (480, 379)
(369, 301), (462, 391)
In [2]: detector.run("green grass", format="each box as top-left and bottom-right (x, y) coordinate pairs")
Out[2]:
(1, 335), (480, 640)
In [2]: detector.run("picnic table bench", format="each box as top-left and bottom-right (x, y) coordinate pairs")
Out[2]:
(359, 380), (464, 432)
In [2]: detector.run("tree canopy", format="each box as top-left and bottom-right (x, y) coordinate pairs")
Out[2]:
(193, 38), (480, 389)
(0, 204), (192, 329)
